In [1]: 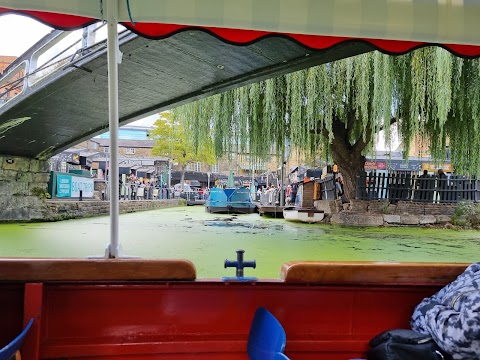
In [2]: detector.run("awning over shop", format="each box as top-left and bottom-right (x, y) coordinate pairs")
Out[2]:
(189, 180), (201, 188)
(96, 161), (130, 171)
(171, 171), (208, 182)
(136, 167), (155, 176)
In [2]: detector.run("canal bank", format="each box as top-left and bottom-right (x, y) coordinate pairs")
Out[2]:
(44, 198), (184, 221)
(17, 197), (461, 228)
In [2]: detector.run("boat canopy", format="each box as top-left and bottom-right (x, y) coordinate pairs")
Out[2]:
(1, 0), (479, 257)
(1, 1), (480, 56)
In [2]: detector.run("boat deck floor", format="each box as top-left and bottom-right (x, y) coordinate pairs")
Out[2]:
(257, 204), (285, 217)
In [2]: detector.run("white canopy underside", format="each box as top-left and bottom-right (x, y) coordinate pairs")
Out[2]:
(1, 0), (479, 46)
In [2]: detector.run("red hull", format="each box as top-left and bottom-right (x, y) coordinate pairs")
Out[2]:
(0, 259), (467, 360)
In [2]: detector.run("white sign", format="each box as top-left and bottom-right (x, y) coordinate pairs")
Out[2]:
(70, 176), (94, 197)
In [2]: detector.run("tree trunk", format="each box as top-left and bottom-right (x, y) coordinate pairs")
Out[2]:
(332, 151), (365, 202)
(329, 114), (371, 202)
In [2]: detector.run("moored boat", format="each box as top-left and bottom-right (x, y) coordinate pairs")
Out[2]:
(283, 206), (325, 223)
(205, 187), (257, 214)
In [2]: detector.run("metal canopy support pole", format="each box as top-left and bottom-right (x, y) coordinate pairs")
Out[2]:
(280, 144), (285, 207)
(250, 161), (256, 198)
(105, 0), (121, 258)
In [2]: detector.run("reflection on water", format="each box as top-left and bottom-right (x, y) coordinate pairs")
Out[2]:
(0, 205), (479, 278)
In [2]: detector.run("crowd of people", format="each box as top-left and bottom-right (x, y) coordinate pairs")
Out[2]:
(117, 173), (212, 201)
(118, 173), (170, 200)
(117, 165), (347, 203)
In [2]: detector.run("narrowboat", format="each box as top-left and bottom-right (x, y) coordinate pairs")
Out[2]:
(0, 2), (479, 360)
(283, 206), (325, 223)
(205, 187), (257, 214)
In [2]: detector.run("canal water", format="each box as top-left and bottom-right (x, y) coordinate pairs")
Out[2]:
(1, 206), (479, 278)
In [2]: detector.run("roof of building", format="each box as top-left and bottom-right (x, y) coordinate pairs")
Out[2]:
(95, 138), (156, 148)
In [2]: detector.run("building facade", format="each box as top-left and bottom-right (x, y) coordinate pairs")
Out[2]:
(0, 55), (24, 104)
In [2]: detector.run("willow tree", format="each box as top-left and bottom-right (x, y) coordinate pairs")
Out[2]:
(149, 112), (216, 189)
(173, 48), (480, 200)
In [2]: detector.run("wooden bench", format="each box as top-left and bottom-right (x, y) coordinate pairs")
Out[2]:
(0, 258), (196, 282)
(281, 261), (468, 285)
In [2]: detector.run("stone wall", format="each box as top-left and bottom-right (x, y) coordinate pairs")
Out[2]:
(349, 199), (456, 216)
(0, 154), (184, 222)
(329, 199), (456, 227)
(44, 199), (183, 221)
(0, 155), (51, 221)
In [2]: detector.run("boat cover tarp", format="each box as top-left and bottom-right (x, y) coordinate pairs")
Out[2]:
(224, 188), (236, 199)
(206, 187), (228, 208)
(229, 187), (253, 207)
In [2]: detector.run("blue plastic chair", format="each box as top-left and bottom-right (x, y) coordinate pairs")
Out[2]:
(247, 307), (288, 360)
(0, 318), (34, 360)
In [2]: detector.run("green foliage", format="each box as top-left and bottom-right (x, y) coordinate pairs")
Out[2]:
(31, 187), (51, 199)
(172, 49), (480, 177)
(149, 111), (216, 166)
(178, 198), (187, 206)
(451, 202), (480, 227)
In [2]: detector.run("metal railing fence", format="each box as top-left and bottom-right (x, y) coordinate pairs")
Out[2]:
(356, 172), (480, 203)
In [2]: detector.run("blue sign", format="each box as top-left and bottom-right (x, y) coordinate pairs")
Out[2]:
(56, 174), (72, 197)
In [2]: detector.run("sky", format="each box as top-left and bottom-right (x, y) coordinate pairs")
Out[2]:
(0, 14), (157, 127)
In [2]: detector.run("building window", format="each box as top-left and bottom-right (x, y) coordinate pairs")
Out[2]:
(126, 148), (135, 155)
(104, 147), (109, 154)
(187, 162), (201, 172)
(211, 163), (219, 173)
(91, 142), (98, 150)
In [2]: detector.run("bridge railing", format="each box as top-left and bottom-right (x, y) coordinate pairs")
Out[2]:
(0, 60), (27, 104)
(0, 23), (130, 107)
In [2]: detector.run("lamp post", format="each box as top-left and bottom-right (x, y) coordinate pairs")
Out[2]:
(168, 159), (172, 188)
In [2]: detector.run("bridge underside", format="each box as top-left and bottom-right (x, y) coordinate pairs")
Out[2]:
(0, 31), (371, 159)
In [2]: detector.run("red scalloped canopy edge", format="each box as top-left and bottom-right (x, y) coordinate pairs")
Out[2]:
(1, 8), (480, 58)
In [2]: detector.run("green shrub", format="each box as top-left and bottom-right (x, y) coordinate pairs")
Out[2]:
(451, 201), (480, 227)
(31, 187), (52, 199)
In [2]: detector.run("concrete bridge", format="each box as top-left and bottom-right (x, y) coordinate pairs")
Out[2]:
(0, 25), (370, 220)
(0, 26), (370, 159)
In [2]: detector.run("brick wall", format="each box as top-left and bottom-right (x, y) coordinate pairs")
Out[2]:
(0, 55), (23, 99)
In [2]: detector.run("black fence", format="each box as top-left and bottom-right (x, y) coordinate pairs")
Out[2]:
(356, 172), (480, 203)
(320, 175), (337, 201)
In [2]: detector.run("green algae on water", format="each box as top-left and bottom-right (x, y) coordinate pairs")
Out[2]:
(0, 206), (479, 278)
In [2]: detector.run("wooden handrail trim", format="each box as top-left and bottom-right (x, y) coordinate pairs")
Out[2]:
(0, 258), (196, 281)
(280, 261), (469, 285)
